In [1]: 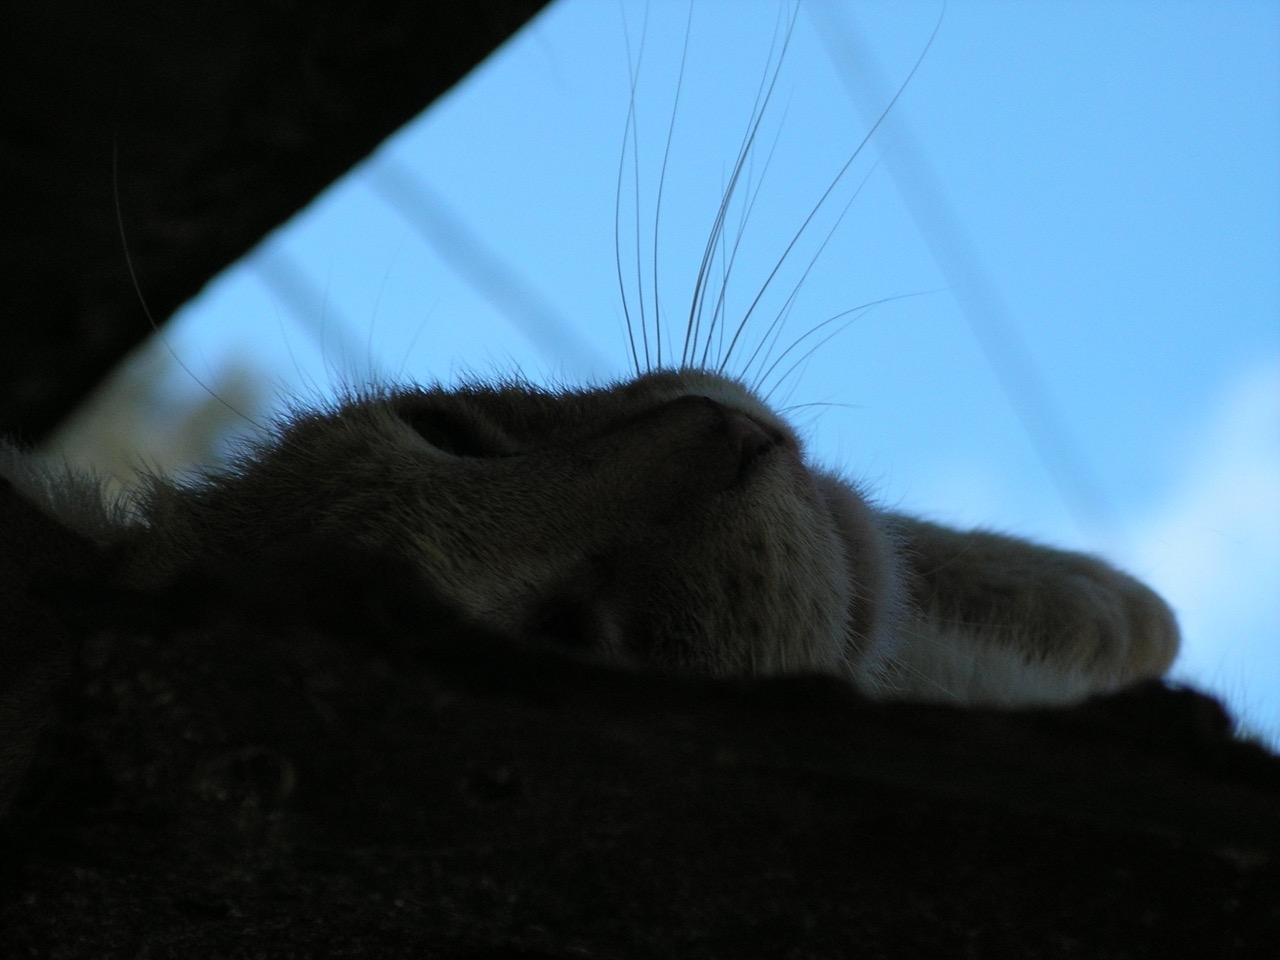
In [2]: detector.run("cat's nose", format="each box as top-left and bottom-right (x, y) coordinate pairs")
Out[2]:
(578, 394), (792, 515)
(722, 405), (776, 466)
(657, 394), (786, 486)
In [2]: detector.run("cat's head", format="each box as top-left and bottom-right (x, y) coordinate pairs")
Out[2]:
(143, 369), (901, 682)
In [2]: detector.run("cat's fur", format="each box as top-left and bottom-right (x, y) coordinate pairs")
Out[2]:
(4, 366), (1178, 706)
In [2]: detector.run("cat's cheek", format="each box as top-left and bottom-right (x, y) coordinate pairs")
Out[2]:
(808, 472), (904, 683)
(515, 555), (633, 661)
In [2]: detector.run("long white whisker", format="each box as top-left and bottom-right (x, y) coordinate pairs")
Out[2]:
(615, 4), (652, 374)
(718, 7), (945, 378)
(113, 141), (262, 432)
(738, 161), (880, 388)
(758, 291), (935, 401)
(684, 1), (798, 369)
(699, 96), (793, 372)
(651, 1), (695, 372)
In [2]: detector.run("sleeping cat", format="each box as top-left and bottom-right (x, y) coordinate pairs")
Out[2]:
(5, 364), (1179, 707)
(2, 4), (1179, 708)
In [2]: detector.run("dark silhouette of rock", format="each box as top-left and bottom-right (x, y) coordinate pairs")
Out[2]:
(2, 480), (1277, 957)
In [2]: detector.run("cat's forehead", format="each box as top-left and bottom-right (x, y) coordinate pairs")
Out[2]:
(421, 368), (785, 435)
(616, 369), (770, 413)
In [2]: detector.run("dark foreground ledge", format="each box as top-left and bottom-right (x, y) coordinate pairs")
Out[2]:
(2, 481), (1278, 957)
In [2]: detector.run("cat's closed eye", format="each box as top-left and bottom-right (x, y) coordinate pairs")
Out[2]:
(396, 405), (508, 458)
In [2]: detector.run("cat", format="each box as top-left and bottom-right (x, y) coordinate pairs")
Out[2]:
(1, 3), (1180, 709)
(3, 363), (1179, 707)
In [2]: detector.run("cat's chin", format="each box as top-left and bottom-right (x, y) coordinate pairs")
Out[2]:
(808, 471), (903, 687)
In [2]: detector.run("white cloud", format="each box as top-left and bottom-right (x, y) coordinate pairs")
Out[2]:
(1124, 359), (1280, 743)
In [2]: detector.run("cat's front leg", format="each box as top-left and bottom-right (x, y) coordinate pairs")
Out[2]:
(879, 514), (1179, 706)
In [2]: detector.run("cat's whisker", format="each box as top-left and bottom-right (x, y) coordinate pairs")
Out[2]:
(739, 271), (805, 392)
(648, 2), (697, 375)
(718, 7), (944, 383)
(719, 147), (881, 384)
(614, 4), (648, 376)
(756, 289), (935, 402)
(696, 91), (794, 374)
(361, 251), (404, 389)
(113, 141), (262, 433)
(773, 400), (863, 417)
(737, 160), (880, 390)
(393, 297), (442, 385)
(258, 294), (320, 411)
(683, 3), (797, 371)
(759, 308), (869, 403)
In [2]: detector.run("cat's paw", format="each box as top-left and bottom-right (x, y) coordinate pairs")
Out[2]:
(897, 517), (1180, 685)
(1035, 553), (1180, 681)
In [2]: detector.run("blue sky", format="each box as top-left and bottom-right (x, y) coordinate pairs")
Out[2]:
(76, 1), (1278, 737)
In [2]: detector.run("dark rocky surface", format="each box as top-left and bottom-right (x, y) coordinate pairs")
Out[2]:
(2, 480), (1277, 958)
